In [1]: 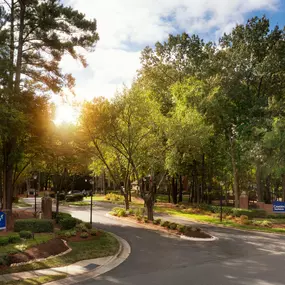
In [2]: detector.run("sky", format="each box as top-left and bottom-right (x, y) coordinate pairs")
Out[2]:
(55, 0), (285, 109)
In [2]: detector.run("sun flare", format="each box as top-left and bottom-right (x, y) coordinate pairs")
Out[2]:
(54, 103), (80, 125)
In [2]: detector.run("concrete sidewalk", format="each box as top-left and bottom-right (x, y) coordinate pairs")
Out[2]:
(0, 233), (131, 285)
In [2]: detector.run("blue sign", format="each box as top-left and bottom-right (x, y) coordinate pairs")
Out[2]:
(273, 201), (285, 213)
(0, 212), (6, 230)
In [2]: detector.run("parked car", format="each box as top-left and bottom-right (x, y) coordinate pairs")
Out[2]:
(65, 190), (84, 202)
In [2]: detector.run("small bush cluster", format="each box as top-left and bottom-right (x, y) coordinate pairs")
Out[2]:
(105, 193), (124, 202)
(252, 220), (273, 228)
(80, 232), (89, 238)
(14, 219), (54, 233)
(52, 212), (72, 224)
(111, 207), (127, 217)
(153, 218), (161, 225)
(90, 229), (98, 236)
(240, 215), (250, 225)
(59, 217), (77, 230)
(19, 230), (33, 239)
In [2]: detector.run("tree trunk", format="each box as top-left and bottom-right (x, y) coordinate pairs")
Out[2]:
(8, 0), (14, 91)
(193, 160), (198, 204)
(178, 175), (183, 202)
(167, 179), (171, 203)
(256, 161), (263, 202)
(201, 154), (205, 203)
(15, 1), (26, 93)
(230, 137), (239, 207)
(282, 174), (285, 202)
(264, 175), (271, 204)
(172, 177), (177, 204)
(124, 194), (129, 210)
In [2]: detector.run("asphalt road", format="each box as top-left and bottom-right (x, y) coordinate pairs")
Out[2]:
(49, 202), (285, 285)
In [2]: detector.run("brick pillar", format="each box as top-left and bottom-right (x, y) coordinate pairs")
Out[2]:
(239, 191), (249, 209)
(41, 197), (52, 219)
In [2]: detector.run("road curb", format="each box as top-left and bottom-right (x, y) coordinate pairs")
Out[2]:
(45, 232), (131, 285)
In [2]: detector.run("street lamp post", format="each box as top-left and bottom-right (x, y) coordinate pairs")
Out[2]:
(33, 174), (38, 216)
(89, 176), (95, 225)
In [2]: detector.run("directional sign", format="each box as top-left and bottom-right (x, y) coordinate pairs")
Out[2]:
(0, 212), (6, 230)
(273, 201), (285, 213)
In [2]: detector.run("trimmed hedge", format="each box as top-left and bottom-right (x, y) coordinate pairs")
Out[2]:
(197, 204), (267, 219)
(59, 217), (77, 230)
(14, 219), (54, 233)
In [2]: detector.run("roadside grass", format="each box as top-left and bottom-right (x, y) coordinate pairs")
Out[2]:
(13, 199), (31, 208)
(154, 206), (285, 234)
(0, 274), (67, 285)
(1, 231), (119, 275)
(0, 234), (54, 258)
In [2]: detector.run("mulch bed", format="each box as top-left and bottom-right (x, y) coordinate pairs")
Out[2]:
(9, 238), (69, 265)
(117, 215), (212, 239)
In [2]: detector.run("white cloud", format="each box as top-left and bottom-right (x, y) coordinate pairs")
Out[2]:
(61, 0), (280, 101)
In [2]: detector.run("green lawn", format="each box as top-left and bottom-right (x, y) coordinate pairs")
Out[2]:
(0, 274), (67, 285)
(1, 231), (119, 275)
(0, 234), (54, 258)
(13, 199), (31, 208)
(154, 206), (285, 234)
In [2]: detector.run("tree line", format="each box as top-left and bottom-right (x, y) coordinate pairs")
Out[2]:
(1, 4), (285, 223)
(80, 16), (285, 219)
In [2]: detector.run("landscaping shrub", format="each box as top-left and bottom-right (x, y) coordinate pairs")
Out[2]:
(160, 221), (170, 228)
(14, 219), (54, 233)
(135, 208), (145, 217)
(0, 255), (10, 266)
(76, 223), (88, 232)
(65, 193), (83, 202)
(177, 224), (186, 233)
(8, 233), (21, 243)
(267, 214), (285, 219)
(0, 236), (9, 246)
(90, 229), (98, 236)
(80, 232), (89, 238)
(19, 230), (33, 239)
(64, 231), (72, 238)
(105, 193), (124, 202)
(117, 209), (127, 217)
(240, 215), (250, 225)
(153, 218), (161, 225)
(84, 222), (92, 229)
(232, 208), (266, 219)
(136, 215), (142, 222)
(52, 212), (72, 224)
(70, 230), (77, 236)
(128, 209), (134, 215)
(144, 217), (149, 223)
(260, 220), (273, 228)
(168, 222), (177, 230)
(59, 217), (77, 230)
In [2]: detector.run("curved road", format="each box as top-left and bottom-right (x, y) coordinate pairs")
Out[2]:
(56, 202), (285, 285)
